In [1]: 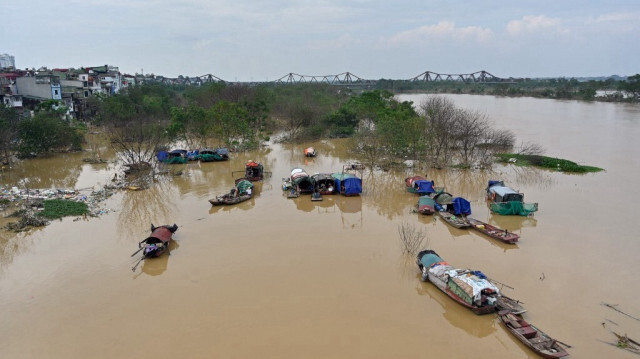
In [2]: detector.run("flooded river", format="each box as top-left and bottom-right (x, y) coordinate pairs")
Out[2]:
(1, 95), (639, 358)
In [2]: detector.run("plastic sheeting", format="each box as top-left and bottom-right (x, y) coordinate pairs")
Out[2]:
(490, 201), (538, 216)
(452, 197), (471, 215)
(415, 180), (436, 194)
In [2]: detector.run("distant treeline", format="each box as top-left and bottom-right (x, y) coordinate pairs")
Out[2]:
(375, 74), (640, 102)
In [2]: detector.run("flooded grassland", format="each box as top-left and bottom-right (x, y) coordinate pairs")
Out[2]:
(1, 95), (639, 358)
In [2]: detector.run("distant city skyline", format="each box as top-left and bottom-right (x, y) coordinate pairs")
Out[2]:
(2, 1), (638, 81)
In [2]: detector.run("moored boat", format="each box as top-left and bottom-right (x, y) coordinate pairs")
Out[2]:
(199, 148), (229, 162)
(209, 193), (252, 206)
(331, 172), (362, 196)
(467, 217), (519, 243)
(486, 180), (538, 216)
(437, 197), (472, 229)
(209, 179), (254, 206)
(311, 173), (337, 195)
(416, 249), (500, 315)
(498, 310), (569, 358)
(243, 161), (265, 181)
(287, 168), (314, 194)
(131, 224), (178, 271)
(158, 149), (188, 164)
(405, 176), (442, 195)
(417, 195), (437, 215)
(304, 147), (316, 157)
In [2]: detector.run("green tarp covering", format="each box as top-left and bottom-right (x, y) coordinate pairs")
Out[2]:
(490, 201), (538, 216)
(199, 153), (223, 162)
(164, 157), (187, 164)
(236, 180), (254, 193)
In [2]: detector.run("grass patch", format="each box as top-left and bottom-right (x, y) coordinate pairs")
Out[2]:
(39, 199), (89, 219)
(495, 153), (604, 173)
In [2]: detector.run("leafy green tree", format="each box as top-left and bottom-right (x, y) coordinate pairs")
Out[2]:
(0, 104), (19, 164)
(17, 110), (83, 157)
(210, 101), (252, 148)
(166, 105), (210, 148)
(620, 74), (640, 99)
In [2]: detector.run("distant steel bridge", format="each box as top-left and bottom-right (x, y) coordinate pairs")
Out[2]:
(152, 70), (515, 86)
(409, 70), (513, 83)
(271, 72), (375, 85)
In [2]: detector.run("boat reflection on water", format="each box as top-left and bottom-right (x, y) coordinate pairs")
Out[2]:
(487, 212), (537, 232)
(415, 274), (497, 338)
(134, 240), (180, 277)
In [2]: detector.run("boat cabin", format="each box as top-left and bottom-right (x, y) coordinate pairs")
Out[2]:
(311, 173), (337, 195)
(291, 168), (314, 193)
(486, 181), (524, 203)
(245, 161), (264, 181)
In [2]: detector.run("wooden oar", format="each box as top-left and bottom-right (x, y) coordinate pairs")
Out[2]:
(130, 246), (145, 257)
(131, 256), (145, 272)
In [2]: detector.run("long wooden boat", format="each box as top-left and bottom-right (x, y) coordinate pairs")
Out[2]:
(496, 295), (527, 315)
(417, 250), (500, 315)
(209, 193), (252, 206)
(437, 210), (472, 228)
(498, 310), (569, 358)
(467, 217), (519, 243)
(131, 224), (178, 271)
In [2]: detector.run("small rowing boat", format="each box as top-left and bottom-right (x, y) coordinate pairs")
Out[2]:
(498, 310), (569, 358)
(467, 217), (519, 243)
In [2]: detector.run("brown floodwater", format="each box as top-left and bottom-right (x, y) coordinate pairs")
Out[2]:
(1, 95), (639, 358)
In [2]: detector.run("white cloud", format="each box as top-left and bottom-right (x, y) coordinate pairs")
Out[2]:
(595, 12), (640, 23)
(384, 21), (493, 46)
(506, 15), (562, 36)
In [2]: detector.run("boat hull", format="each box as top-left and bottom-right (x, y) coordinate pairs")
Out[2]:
(209, 194), (252, 206)
(437, 211), (472, 228)
(426, 274), (496, 315)
(468, 217), (519, 243)
(498, 311), (569, 358)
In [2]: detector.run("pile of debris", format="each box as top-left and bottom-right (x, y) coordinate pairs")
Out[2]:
(1, 185), (118, 231)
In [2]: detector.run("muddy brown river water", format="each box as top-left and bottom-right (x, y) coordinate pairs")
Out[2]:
(1, 94), (639, 358)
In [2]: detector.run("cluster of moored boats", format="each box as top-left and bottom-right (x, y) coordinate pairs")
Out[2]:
(408, 177), (567, 357)
(138, 148), (563, 357)
(157, 148), (230, 164)
(407, 176), (539, 244)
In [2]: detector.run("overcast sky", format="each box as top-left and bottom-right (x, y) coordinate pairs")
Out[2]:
(2, 1), (638, 81)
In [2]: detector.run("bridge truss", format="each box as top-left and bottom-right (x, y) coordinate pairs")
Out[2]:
(409, 70), (510, 83)
(272, 72), (375, 85)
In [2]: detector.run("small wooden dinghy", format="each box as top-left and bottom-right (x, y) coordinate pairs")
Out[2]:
(498, 310), (569, 358)
(209, 193), (252, 206)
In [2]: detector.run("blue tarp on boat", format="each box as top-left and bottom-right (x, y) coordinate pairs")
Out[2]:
(452, 197), (471, 216)
(156, 151), (169, 162)
(414, 180), (436, 194)
(331, 173), (362, 196)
